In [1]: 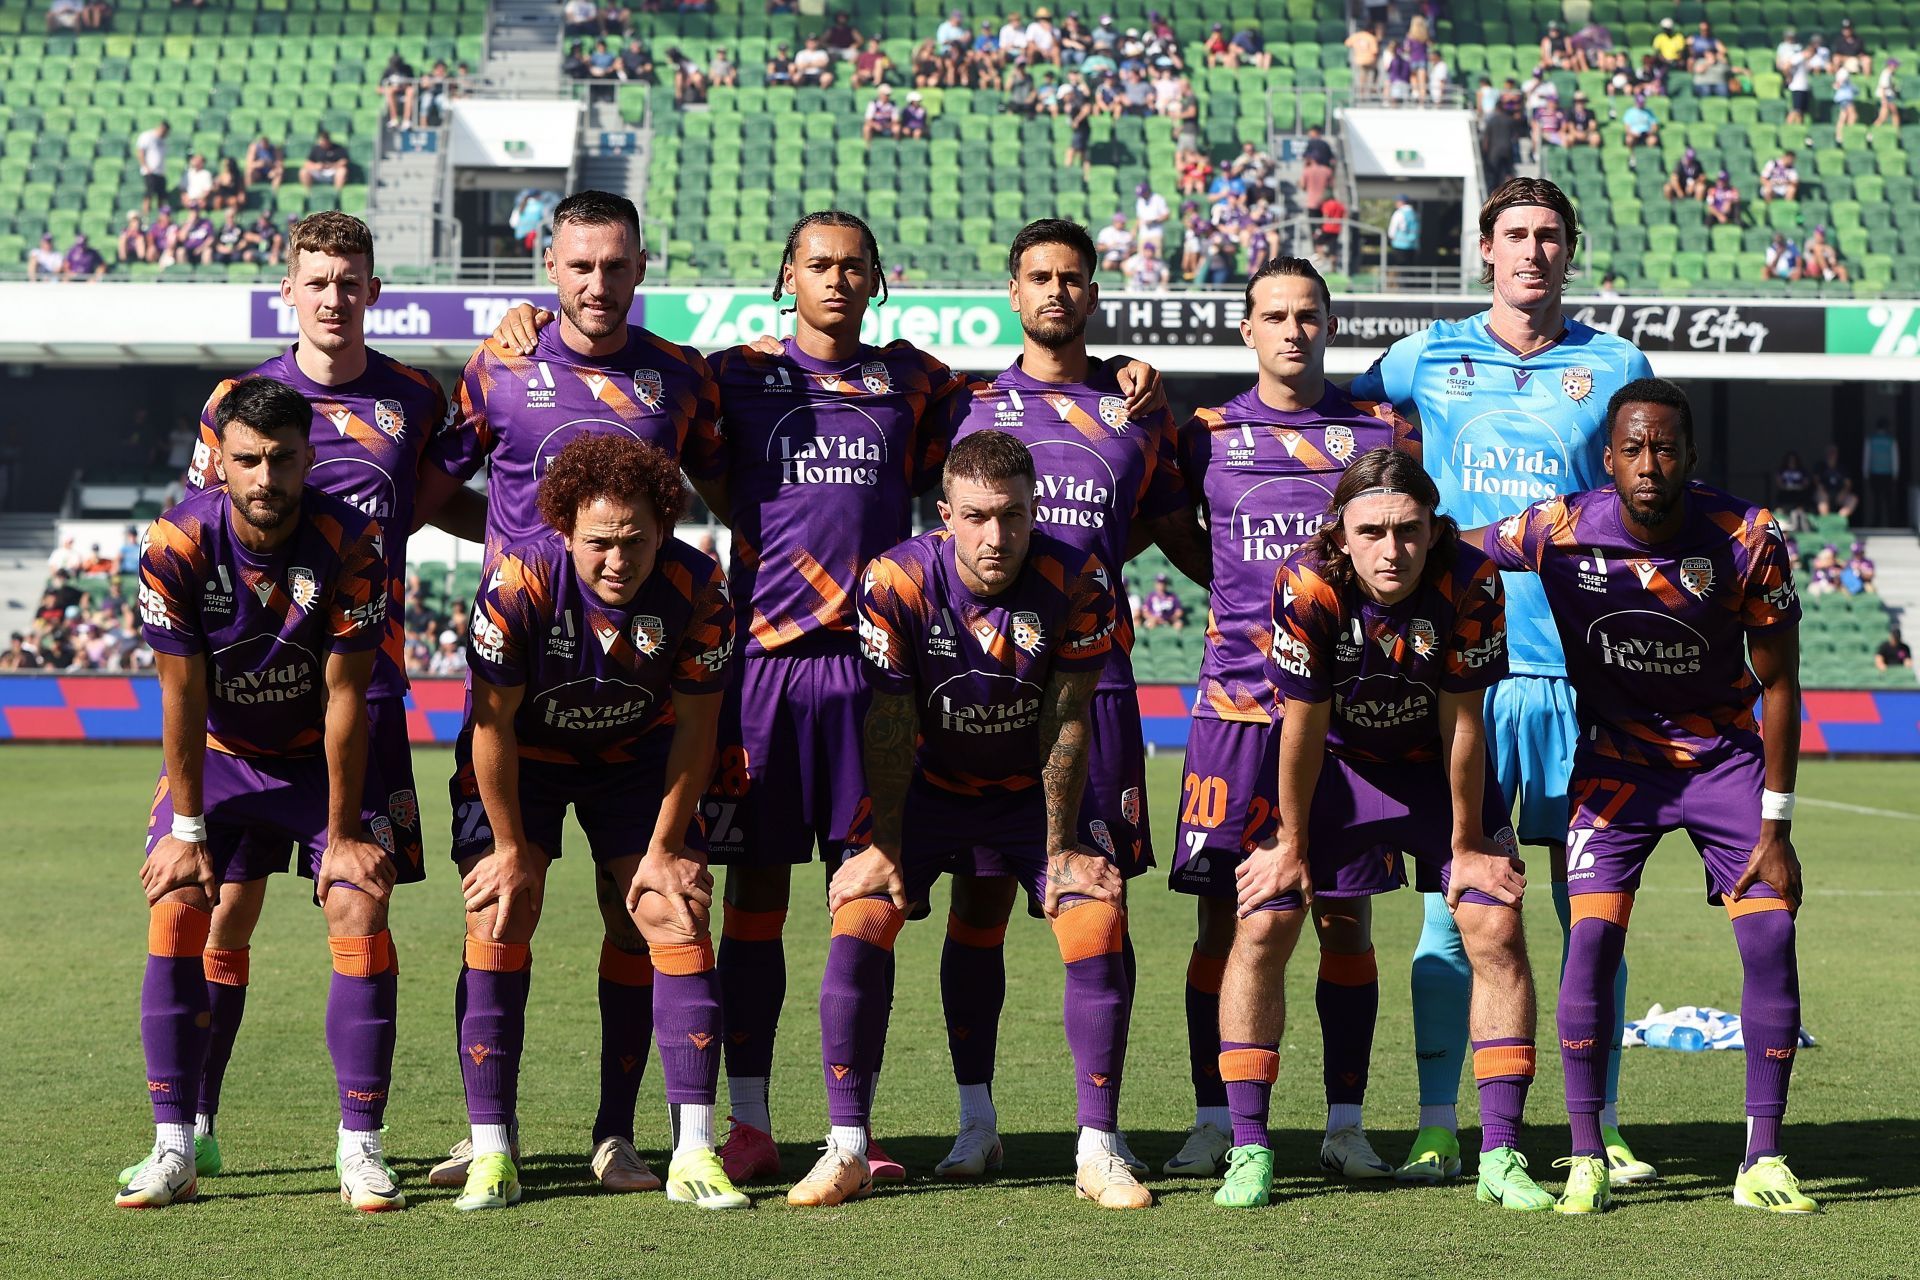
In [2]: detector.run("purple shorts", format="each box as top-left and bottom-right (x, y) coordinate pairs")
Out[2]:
(702, 644), (873, 866)
(144, 742), (420, 893)
(448, 728), (705, 865)
(1564, 747), (1779, 906)
(967, 688), (1153, 882)
(1169, 716), (1407, 901)
(216, 695), (424, 884)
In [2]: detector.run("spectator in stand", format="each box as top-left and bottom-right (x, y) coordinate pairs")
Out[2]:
(1298, 133), (1334, 212)
(1387, 193), (1420, 282)
(134, 119), (168, 217)
(145, 208), (177, 264)
(1760, 151), (1801, 203)
(1231, 142), (1275, 201)
(935, 7), (968, 48)
(1231, 24), (1269, 69)
(1696, 169), (1738, 227)
(1560, 89), (1598, 146)
(1060, 74), (1091, 173)
(1765, 232), (1801, 280)
(1123, 239), (1169, 289)
(1863, 420), (1902, 525)
(1597, 272), (1622, 298)
(997, 9), (1028, 61)
(379, 52), (418, 127)
(116, 212), (149, 266)
(1242, 198), (1278, 270)
(1118, 64), (1153, 115)
(178, 153), (213, 211)
(1346, 22), (1380, 97)
(618, 37), (655, 82)
(560, 0), (595, 36)
(1876, 626), (1911, 672)
(1203, 22), (1232, 67)
(821, 9), (861, 61)
(173, 207), (215, 265)
(1405, 14), (1431, 96)
(1774, 26), (1802, 75)
(1004, 62), (1038, 115)
(1650, 16), (1685, 68)
(898, 90), (928, 139)
(1383, 39), (1413, 104)
(1692, 41), (1735, 98)
(912, 37), (942, 86)
(1816, 443), (1860, 520)
(1664, 145), (1707, 199)
(1844, 542), (1877, 594)
(862, 83), (899, 142)
(585, 38), (617, 79)
(1024, 8), (1059, 65)
(1831, 65), (1860, 144)
(1773, 450), (1814, 520)
(299, 129), (349, 193)
(417, 59), (453, 125)
(1783, 41), (1815, 124)
(1202, 223), (1238, 285)
(1540, 20), (1584, 72)
(1134, 179), (1169, 251)
(1177, 203), (1208, 280)
(508, 189), (550, 255)
(1142, 574), (1185, 628)
(1621, 91), (1660, 154)
(1095, 210), (1134, 272)
(0, 633), (39, 671)
(1834, 17), (1870, 75)
(1058, 13), (1089, 67)
(667, 45), (707, 102)
(244, 135), (283, 189)
(793, 33), (834, 87)
(1481, 95), (1524, 187)
(242, 209), (283, 263)
(1572, 15), (1614, 61)
(1531, 85), (1567, 150)
(26, 234), (65, 282)
(1315, 192), (1347, 260)
(1806, 544), (1845, 596)
(46, 538), (82, 577)
(207, 156), (245, 211)
(1428, 46), (1451, 104)
(1689, 19), (1724, 64)
(851, 37), (890, 87)
(1875, 60), (1901, 130)
(1169, 76), (1200, 151)
(117, 525), (141, 580)
(428, 628), (468, 676)
(210, 207), (248, 263)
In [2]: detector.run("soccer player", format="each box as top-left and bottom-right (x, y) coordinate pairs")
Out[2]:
(429, 190), (723, 1194)
(1480, 379), (1812, 1214)
(118, 377), (397, 1210)
(1208, 447), (1547, 1212)
(488, 212), (1163, 1186)
(1170, 256), (1420, 1181)
(141, 212), (463, 1189)
(787, 429), (1149, 1211)
(937, 218), (1206, 1179)
(449, 433), (743, 1212)
(1347, 176), (1659, 1186)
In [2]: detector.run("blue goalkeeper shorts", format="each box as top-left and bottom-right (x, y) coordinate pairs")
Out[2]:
(1485, 674), (1578, 846)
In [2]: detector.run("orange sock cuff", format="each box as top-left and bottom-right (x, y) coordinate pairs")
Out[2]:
(1473, 1044), (1537, 1081)
(1219, 1047), (1280, 1084)
(329, 930), (394, 978)
(946, 912), (1008, 949)
(1571, 891), (1635, 929)
(1317, 947), (1378, 986)
(649, 938), (716, 976)
(599, 939), (655, 985)
(465, 936), (530, 972)
(1726, 895), (1789, 920)
(832, 899), (906, 949)
(721, 905), (788, 942)
(1186, 947), (1227, 994)
(148, 902), (211, 958)
(203, 946), (251, 986)
(1051, 900), (1125, 964)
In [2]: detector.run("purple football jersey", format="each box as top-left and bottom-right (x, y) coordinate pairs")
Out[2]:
(468, 531), (734, 765)
(139, 485), (388, 758)
(443, 326), (722, 558)
(686, 338), (967, 656)
(1268, 541), (1507, 763)
(1481, 483), (1799, 768)
(858, 528), (1114, 795)
(1180, 383), (1420, 723)
(187, 347), (454, 701)
(952, 359), (1185, 691)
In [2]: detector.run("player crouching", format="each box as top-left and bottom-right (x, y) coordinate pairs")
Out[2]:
(1205, 449), (1549, 1211)
(447, 433), (745, 1211)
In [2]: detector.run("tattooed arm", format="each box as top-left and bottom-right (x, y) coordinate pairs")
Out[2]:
(827, 688), (918, 912)
(1035, 666), (1117, 916)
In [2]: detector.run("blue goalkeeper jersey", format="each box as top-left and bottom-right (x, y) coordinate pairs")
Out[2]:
(1347, 312), (1654, 676)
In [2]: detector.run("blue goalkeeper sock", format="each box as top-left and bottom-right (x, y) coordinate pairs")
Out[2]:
(1410, 891), (1472, 1118)
(1553, 879), (1627, 1109)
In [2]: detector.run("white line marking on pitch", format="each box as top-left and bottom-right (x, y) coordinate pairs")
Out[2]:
(1798, 796), (1920, 821)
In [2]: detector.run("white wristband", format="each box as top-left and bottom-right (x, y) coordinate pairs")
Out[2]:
(171, 814), (208, 844)
(1761, 790), (1795, 822)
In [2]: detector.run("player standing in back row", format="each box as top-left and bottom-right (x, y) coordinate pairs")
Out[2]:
(1168, 256), (1420, 1181)
(1347, 177), (1658, 1187)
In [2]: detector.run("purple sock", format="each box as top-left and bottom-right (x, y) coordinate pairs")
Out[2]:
(328, 969), (398, 1130)
(941, 915), (1007, 1087)
(1057, 903), (1130, 1132)
(1733, 908), (1800, 1166)
(1317, 949), (1379, 1108)
(1221, 1041), (1279, 1149)
(141, 953), (212, 1126)
(198, 975), (248, 1118)
(1185, 949), (1227, 1111)
(718, 907), (786, 1085)
(653, 944), (722, 1106)
(820, 908), (898, 1128)
(458, 944), (531, 1126)
(1559, 916), (1626, 1154)
(594, 944), (653, 1143)
(1472, 1038), (1534, 1154)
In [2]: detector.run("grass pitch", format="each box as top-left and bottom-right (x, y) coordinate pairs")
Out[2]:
(5, 746), (1918, 1278)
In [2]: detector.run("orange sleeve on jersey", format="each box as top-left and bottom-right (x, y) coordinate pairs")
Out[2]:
(1061, 553), (1117, 664)
(673, 559), (736, 691)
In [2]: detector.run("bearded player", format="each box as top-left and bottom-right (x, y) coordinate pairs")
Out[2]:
(124, 212), (464, 1192)
(935, 218), (1206, 1179)
(118, 377), (397, 1210)
(1169, 257), (1420, 1181)
(1479, 379), (1813, 1215)
(1348, 177), (1658, 1186)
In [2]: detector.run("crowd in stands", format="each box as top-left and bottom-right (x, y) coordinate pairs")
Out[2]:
(377, 53), (467, 130)
(7, 529), (153, 672)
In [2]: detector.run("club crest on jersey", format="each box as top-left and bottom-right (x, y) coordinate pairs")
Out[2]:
(860, 360), (893, 394)
(1120, 787), (1141, 825)
(1562, 366), (1594, 402)
(1010, 611), (1044, 654)
(1679, 556), (1715, 598)
(630, 613), (666, 657)
(1324, 424), (1355, 463)
(369, 816), (395, 854)
(1097, 395), (1129, 431)
(1410, 618), (1438, 658)
(373, 398), (406, 440)
(1089, 820), (1116, 856)
(633, 367), (665, 410)
(388, 789), (419, 831)
(288, 566), (319, 612)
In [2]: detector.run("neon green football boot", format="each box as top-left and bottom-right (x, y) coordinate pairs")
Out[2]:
(1213, 1144), (1274, 1209)
(1476, 1146), (1554, 1211)
(453, 1150), (522, 1211)
(1553, 1155), (1613, 1214)
(1734, 1156), (1818, 1214)
(1394, 1125), (1463, 1184)
(665, 1147), (750, 1210)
